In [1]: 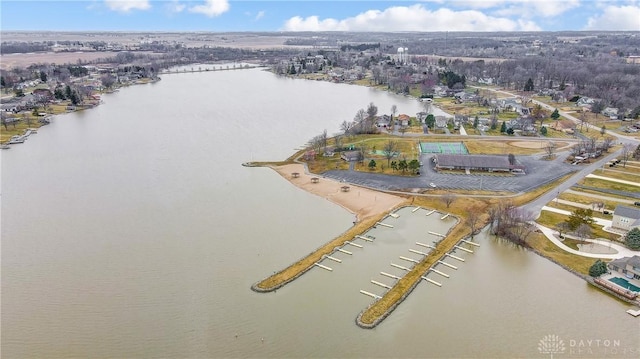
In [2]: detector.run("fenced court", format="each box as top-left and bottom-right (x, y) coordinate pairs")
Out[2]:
(419, 142), (469, 154)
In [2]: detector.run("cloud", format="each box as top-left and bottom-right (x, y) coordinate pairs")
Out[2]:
(427, 0), (581, 17)
(189, 0), (230, 17)
(282, 4), (541, 31)
(165, 0), (186, 14)
(255, 10), (265, 21)
(104, 0), (151, 13)
(585, 5), (640, 30)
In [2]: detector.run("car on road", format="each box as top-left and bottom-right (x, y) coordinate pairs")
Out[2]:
(429, 183), (436, 188)
(635, 202), (640, 206)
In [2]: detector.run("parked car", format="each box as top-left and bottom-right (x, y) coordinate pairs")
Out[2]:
(634, 202), (640, 206)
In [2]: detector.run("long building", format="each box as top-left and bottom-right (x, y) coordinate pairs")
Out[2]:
(433, 154), (526, 173)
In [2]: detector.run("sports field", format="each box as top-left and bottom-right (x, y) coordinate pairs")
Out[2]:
(419, 142), (469, 154)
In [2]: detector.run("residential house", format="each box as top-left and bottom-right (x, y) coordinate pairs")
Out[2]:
(602, 107), (619, 119)
(435, 116), (449, 129)
(576, 97), (596, 107)
(612, 205), (640, 232)
(607, 256), (640, 281)
(397, 114), (410, 127)
(375, 115), (392, 128)
(341, 150), (361, 162)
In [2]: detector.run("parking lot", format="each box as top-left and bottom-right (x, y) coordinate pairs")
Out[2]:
(322, 152), (576, 193)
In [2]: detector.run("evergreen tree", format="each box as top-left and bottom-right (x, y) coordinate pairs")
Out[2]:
(540, 126), (548, 136)
(524, 78), (534, 91)
(473, 116), (479, 129)
(368, 159), (376, 170)
(625, 228), (640, 250)
(550, 108), (560, 120)
(589, 260), (608, 277)
(500, 121), (507, 133)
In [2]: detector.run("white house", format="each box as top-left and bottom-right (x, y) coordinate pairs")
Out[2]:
(612, 205), (640, 232)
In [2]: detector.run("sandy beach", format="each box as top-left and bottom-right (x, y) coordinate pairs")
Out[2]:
(271, 163), (407, 221)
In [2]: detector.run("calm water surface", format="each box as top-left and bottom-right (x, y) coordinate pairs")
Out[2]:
(2, 68), (638, 358)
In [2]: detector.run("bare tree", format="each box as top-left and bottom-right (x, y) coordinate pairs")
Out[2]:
(601, 137), (614, 152)
(366, 102), (378, 119)
(382, 140), (398, 166)
(545, 141), (556, 159)
(340, 120), (354, 138)
(441, 193), (457, 209)
(575, 223), (593, 242)
(465, 207), (481, 239)
(621, 143), (634, 168)
(555, 222), (571, 239)
(390, 104), (397, 118)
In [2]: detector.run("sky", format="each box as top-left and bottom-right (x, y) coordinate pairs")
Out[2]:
(1, 0), (639, 32)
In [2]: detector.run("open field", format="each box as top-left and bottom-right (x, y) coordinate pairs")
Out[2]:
(0, 51), (160, 70)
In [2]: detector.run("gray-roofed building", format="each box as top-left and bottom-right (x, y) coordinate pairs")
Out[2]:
(433, 154), (525, 173)
(341, 150), (362, 162)
(607, 255), (640, 281)
(612, 205), (640, 232)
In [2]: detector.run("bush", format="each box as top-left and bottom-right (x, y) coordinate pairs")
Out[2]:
(625, 227), (640, 250)
(589, 259), (608, 277)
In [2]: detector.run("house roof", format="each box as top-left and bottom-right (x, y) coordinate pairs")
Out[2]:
(608, 255), (640, 269)
(435, 154), (525, 170)
(614, 205), (640, 220)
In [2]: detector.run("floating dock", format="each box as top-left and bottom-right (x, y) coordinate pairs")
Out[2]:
(454, 245), (474, 253)
(360, 290), (382, 299)
(429, 231), (446, 237)
(416, 241), (436, 249)
(346, 241), (363, 248)
(421, 276), (442, 287)
(380, 271), (400, 280)
(440, 213), (450, 220)
(626, 309), (640, 317)
(409, 249), (427, 256)
(376, 222), (394, 228)
(461, 239), (480, 247)
(390, 263), (411, 271)
(324, 255), (342, 263)
(426, 209), (436, 216)
(371, 280), (391, 289)
(429, 268), (450, 278)
(445, 253), (465, 262)
(438, 260), (458, 270)
(314, 263), (333, 271)
(337, 248), (352, 255)
(399, 256), (420, 264)
(356, 235), (373, 242)
(412, 206), (421, 213)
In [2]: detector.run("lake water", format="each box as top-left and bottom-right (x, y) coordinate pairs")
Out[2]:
(2, 67), (638, 358)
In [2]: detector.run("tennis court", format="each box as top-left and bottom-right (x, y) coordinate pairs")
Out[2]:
(419, 142), (469, 154)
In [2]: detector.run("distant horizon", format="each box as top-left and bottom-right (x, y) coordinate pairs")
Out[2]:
(1, 1), (639, 33)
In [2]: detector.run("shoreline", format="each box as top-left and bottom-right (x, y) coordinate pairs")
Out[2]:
(269, 163), (406, 222)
